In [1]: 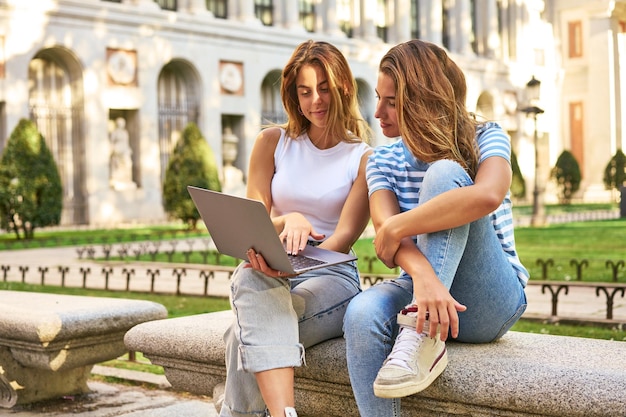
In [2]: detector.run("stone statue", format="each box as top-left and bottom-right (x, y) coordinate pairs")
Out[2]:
(109, 117), (136, 190)
(221, 126), (245, 196)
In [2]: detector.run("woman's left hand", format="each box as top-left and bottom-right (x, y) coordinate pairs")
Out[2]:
(245, 248), (295, 279)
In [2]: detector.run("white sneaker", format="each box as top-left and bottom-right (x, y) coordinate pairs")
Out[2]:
(212, 381), (225, 413)
(284, 407), (298, 417)
(373, 306), (448, 398)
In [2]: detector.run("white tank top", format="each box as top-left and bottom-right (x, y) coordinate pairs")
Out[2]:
(271, 129), (370, 240)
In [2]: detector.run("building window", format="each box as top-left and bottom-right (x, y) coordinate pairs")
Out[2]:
(255, 0), (273, 26)
(300, 0), (315, 32)
(470, 0), (477, 54)
(442, 0), (451, 50)
(376, 0), (388, 42)
(206, 0), (227, 18)
(337, 0), (353, 38)
(410, 0), (420, 39)
(569, 101), (584, 177)
(155, 0), (176, 10)
(568, 20), (583, 58)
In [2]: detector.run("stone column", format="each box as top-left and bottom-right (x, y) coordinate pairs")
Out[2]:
(323, 0), (346, 37)
(186, 0), (214, 16)
(474, 0), (487, 56)
(359, 0), (380, 42)
(420, 0), (443, 45)
(485, 0), (500, 58)
(122, 0), (160, 10)
(283, 0), (304, 30)
(509, 0), (521, 60)
(392, 0), (411, 44)
(454, 0), (473, 55)
(234, 0), (261, 25)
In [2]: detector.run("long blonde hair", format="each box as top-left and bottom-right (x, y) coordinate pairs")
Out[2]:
(379, 40), (479, 178)
(281, 40), (371, 143)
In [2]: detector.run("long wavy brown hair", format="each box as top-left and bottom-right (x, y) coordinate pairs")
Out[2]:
(379, 40), (479, 178)
(280, 40), (371, 143)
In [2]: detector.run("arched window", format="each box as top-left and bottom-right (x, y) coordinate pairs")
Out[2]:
(476, 91), (495, 121)
(28, 49), (87, 224)
(260, 70), (285, 124)
(157, 61), (200, 183)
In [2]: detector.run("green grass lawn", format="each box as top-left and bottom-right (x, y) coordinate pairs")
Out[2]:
(46, 218), (625, 282)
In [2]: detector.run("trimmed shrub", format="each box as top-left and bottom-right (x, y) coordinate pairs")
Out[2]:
(162, 122), (221, 229)
(0, 118), (63, 239)
(551, 150), (581, 204)
(603, 149), (626, 195)
(510, 149), (526, 200)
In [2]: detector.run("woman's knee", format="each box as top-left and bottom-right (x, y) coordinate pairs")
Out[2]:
(344, 291), (373, 330)
(421, 160), (473, 200)
(343, 282), (410, 337)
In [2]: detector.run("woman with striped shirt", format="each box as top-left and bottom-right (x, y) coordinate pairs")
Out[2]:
(343, 40), (529, 417)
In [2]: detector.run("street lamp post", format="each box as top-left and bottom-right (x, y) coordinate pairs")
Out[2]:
(520, 76), (545, 227)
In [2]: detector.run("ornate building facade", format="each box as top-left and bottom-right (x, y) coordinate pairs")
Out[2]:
(0, 0), (624, 225)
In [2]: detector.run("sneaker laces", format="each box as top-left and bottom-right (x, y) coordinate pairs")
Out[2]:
(384, 326), (425, 371)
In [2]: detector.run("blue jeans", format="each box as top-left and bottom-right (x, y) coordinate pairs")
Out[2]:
(343, 160), (528, 417)
(219, 259), (361, 417)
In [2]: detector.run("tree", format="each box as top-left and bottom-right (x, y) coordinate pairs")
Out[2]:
(603, 149), (626, 197)
(0, 119), (63, 239)
(162, 122), (221, 229)
(510, 149), (526, 200)
(551, 150), (581, 204)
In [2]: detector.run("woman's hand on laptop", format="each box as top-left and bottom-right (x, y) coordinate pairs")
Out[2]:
(245, 248), (295, 279)
(279, 213), (325, 255)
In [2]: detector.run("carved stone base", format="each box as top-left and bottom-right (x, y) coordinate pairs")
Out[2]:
(0, 367), (17, 409)
(0, 348), (90, 405)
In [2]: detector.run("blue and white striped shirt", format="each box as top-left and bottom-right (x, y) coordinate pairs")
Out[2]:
(366, 122), (529, 286)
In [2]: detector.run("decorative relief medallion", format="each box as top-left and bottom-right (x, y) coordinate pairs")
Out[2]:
(219, 61), (243, 94)
(107, 48), (137, 86)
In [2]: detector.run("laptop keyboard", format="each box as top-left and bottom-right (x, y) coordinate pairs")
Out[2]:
(287, 253), (326, 270)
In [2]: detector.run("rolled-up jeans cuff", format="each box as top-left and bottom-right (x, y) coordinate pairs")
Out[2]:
(238, 343), (305, 373)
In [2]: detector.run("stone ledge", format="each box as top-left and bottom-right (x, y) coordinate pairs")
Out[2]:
(0, 290), (167, 406)
(125, 310), (626, 417)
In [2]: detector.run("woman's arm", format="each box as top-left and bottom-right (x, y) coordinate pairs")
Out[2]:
(370, 188), (466, 341)
(319, 151), (372, 254)
(376, 156), (511, 265)
(246, 127), (281, 213)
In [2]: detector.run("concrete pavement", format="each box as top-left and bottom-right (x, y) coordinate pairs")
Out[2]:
(5, 379), (218, 417)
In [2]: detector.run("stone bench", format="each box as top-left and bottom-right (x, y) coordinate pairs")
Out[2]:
(125, 310), (626, 417)
(0, 290), (167, 407)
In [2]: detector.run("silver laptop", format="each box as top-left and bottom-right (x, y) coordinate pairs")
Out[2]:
(187, 186), (357, 275)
